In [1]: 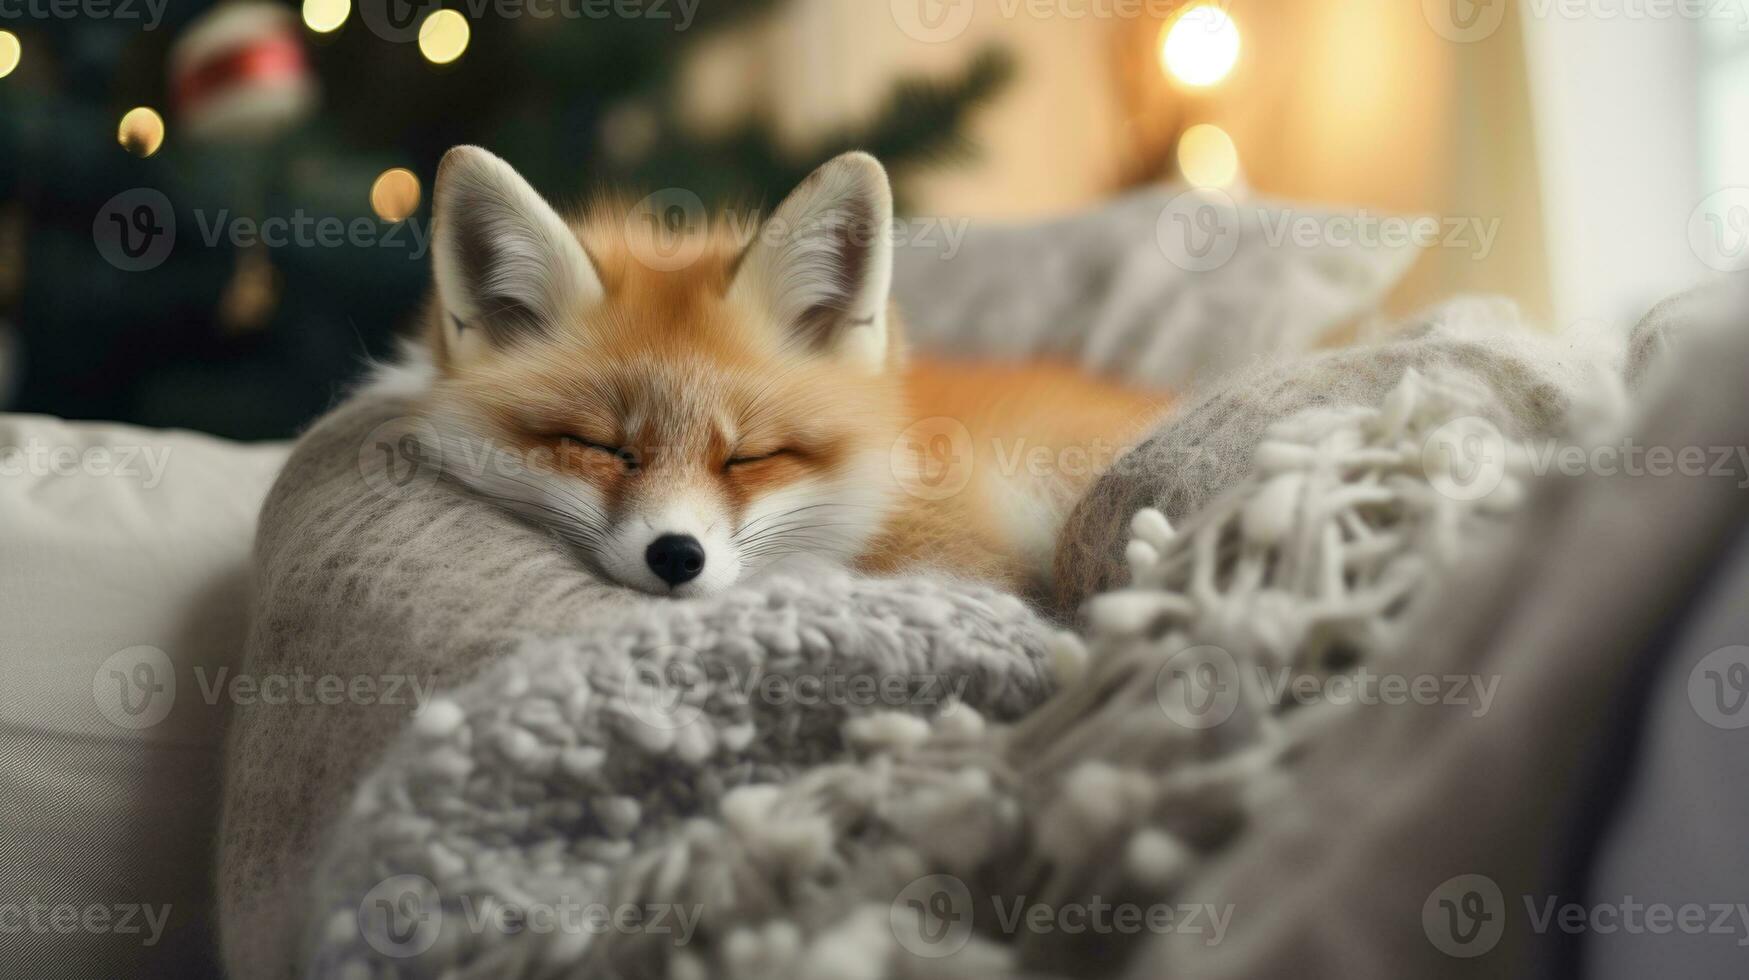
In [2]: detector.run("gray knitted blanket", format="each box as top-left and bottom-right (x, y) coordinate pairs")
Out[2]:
(214, 280), (1682, 979)
(215, 387), (1057, 980)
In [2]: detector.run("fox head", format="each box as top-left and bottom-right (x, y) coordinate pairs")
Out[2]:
(416, 146), (904, 597)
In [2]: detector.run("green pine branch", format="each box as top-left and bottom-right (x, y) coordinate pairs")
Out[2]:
(626, 45), (1015, 211)
(812, 46), (1016, 185)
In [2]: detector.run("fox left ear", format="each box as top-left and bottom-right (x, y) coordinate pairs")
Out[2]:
(431, 145), (603, 365)
(729, 152), (895, 372)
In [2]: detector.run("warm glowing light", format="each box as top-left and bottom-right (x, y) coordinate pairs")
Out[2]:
(1177, 123), (1239, 188)
(0, 31), (20, 79)
(117, 107), (166, 158)
(418, 10), (470, 65)
(371, 167), (422, 222)
(302, 0), (350, 33)
(1161, 5), (1241, 88)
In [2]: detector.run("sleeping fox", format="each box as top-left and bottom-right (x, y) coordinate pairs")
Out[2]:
(381, 146), (1164, 598)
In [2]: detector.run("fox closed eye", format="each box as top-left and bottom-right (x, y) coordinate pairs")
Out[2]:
(558, 434), (640, 472)
(724, 448), (795, 470)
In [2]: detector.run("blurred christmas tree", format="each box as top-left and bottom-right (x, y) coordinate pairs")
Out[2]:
(0, 1), (1012, 439)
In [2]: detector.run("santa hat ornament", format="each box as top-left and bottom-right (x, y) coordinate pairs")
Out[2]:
(171, 2), (317, 144)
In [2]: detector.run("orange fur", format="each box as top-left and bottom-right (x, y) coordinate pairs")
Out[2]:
(869, 358), (1169, 591)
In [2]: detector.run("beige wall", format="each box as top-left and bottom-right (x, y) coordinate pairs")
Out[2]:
(1218, 0), (1549, 320)
(688, 0), (1552, 321)
(681, 0), (1130, 217)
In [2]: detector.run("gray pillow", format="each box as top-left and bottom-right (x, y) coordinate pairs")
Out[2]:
(891, 186), (1422, 390)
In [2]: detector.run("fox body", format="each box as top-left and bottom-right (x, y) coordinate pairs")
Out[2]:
(389, 147), (1163, 598)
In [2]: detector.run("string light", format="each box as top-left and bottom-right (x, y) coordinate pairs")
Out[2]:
(1177, 123), (1239, 188)
(302, 0), (350, 33)
(370, 167), (422, 222)
(117, 107), (166, 158)
(418, 10), (470, 65)
(0, 30), (20, 80)
(1161, 5), (1241, 88)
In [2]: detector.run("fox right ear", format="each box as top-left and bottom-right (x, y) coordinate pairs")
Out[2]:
(729, 152), (895, 372)
(431, 146), (602, 364)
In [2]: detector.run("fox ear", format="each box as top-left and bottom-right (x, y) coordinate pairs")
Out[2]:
(729, 152), (895, 372)
(431, 145), (602, 363)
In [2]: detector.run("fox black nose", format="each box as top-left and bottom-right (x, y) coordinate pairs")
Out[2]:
(645, 534), (705, 587)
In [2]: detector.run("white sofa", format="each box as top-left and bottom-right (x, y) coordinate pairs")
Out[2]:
(0, 414), (286, 978)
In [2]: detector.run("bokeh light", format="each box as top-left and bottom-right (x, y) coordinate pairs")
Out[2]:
(418, 10), (470, 65)
(0, 31), (20, 79)
(1161, 5), (1241, 88)
(302, 0), (350, 33)
(1177, 123), (1239, 188)
(370, 167), (422, 222)
(117, 107), (166, 158)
